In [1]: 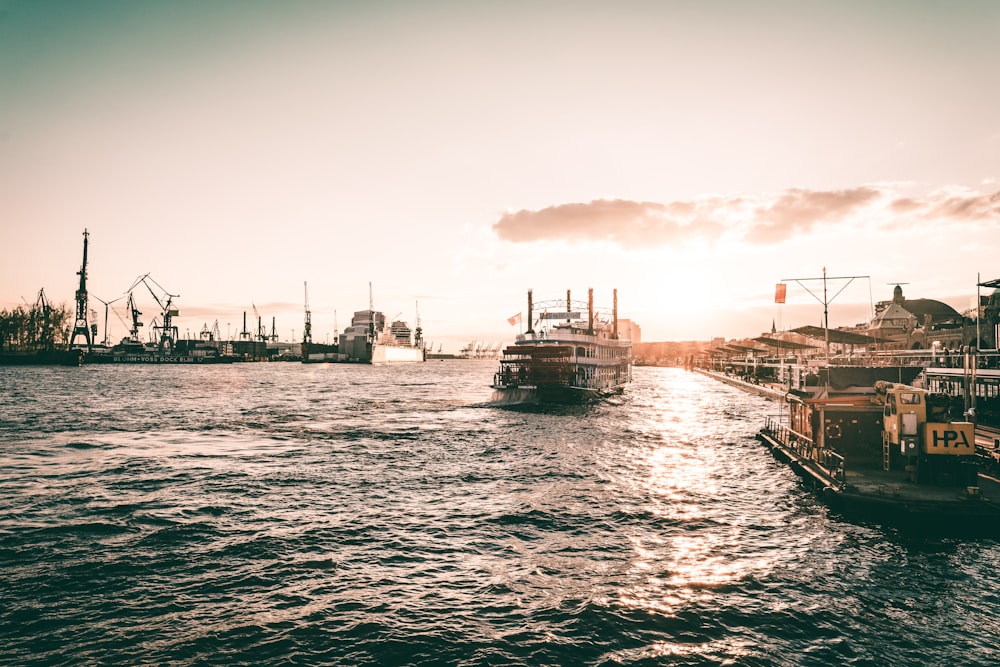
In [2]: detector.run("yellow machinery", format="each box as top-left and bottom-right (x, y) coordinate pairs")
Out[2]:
(879, 382), (974, 456)
(876, 381), (977, 484)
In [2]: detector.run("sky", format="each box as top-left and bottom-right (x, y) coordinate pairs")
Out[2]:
(2, 0), (999, 351)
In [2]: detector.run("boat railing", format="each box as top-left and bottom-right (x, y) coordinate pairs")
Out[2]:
(707, 348), (1000, 372)
(762, 416), (846, 489)
(515, 330), (632, 348)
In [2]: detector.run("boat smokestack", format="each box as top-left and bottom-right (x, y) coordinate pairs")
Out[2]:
(526, 289), (534, 334)
(588, 288), (594, 335)
(613, 289), (619, 339)
(566, 290), (571, 322)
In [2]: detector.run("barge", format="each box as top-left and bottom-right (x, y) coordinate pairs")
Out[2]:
(0, 349), (83, 366)
(756, 367), (1000, 533)
(491, 288), (631, 402)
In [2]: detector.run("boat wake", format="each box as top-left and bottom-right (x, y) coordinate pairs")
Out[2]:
(487, 387), (539, 406)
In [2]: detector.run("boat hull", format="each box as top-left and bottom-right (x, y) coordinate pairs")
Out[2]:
(0, 350), (83, 366)
(84, 352), (235, 364)
(491, 383), (624, 405)
(372, 344), (425, 364)
(757, 428), (1000, 534)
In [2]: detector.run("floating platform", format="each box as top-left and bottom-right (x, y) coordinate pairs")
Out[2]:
(758, 418), (1000, 534)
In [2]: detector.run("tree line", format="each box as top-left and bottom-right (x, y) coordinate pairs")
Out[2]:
(0, 301), (72, 351)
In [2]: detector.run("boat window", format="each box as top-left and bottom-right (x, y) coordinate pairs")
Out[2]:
(898, 393), (920, 405)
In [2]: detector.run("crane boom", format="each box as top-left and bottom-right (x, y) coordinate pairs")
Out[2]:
(126, 273), (179, 353)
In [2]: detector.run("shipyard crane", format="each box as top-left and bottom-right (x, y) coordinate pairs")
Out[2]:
(303, 282), (312, 345)
(147, 316), (160, 343)
(125, 292), (143, 341)
(199, 320), (221, 342)
(251, 303), (267, 342)
(69, 229), (93, 351)
(33, 288), (55, 350)
(414, 301), (423, 349)
(127, 273), (179, 353)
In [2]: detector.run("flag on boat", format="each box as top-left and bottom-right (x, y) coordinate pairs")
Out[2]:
(507, 312), (522, 326)
(774, 283), (786, 304)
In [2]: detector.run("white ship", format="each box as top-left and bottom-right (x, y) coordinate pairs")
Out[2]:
(339, 309), (425, 364)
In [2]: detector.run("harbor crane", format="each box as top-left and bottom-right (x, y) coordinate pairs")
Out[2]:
(33, 288), (55, 351)
(303, 281), (312, 346)
(127, 273), (179, 353)
(251, 303), (266, 342)
(414, 301), (423, 349)
(125, 292), (143, 341)
(199, 320), (221, 342)
(69, 229), (93, 351)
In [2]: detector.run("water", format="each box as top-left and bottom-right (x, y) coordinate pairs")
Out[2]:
(2, 361), (999, 666)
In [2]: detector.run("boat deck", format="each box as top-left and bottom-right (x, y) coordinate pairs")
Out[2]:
(841, 462), (1000, 504)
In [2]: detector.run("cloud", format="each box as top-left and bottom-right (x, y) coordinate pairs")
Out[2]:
(924, 190), (1000, 221)
(493, 186), (1000, 248)
(492, 198), (725, 248)
(745, 187), (882, 244)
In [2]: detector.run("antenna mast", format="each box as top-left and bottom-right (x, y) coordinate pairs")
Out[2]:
(781, 267), (870, 364)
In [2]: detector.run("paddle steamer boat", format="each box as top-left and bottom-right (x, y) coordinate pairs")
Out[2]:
(492, 289), (631, 402)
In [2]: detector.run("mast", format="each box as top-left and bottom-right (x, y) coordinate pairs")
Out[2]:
(566, 289), (571, 323)
(69, 229), (93, 351)
(823, 267), (829, 363)
(782, 268), (870, 366)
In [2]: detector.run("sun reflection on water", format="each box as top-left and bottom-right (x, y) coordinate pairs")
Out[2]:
(612, 368), (782, 618)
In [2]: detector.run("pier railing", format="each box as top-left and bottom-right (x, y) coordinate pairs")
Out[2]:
(762, 416), (846, 489)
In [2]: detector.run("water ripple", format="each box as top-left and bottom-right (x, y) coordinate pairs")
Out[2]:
(2, 362), (1000, 665)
